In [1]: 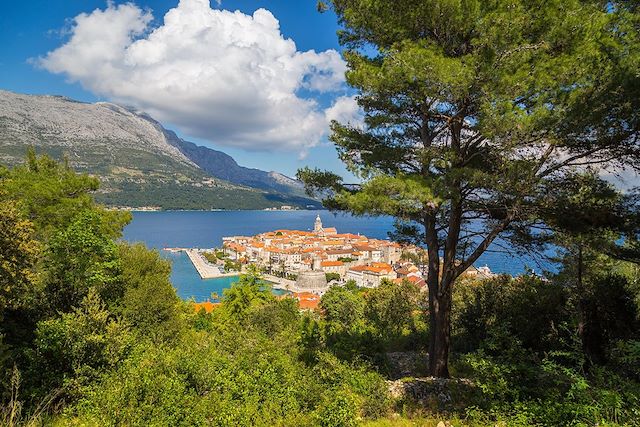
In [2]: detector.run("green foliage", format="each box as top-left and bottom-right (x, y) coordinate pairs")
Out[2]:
(71, 302), (390, 426)
(450, 273), (640, 426)
(215, 250), (227, 259)
(322, 285), (366, 327)
(202, 251), (217, 264)
(0, 149), (130, 239)
(4, 149), (640, 426)
(365, 280), (423, 344)
(29, 289), (133, 400)
(299, 0), (640, 377)
(455, 350), (640, 426)
(325, 272), (341, 282)
(315, 388), (360, 427)
(313, 352), (391, 420)
(453, 275), (570, 355)
(219, 267), (274, 319)
(244, 297), (300, 337)
(611, 340), (640, 380)
(94, 179), (315, 211)
(318, 283), (428, 362)
(581, 273), (640, 365)
(223, 258), (241, 272)
(43, 211), (124, 314)
(0, 201), (39, 319)
(117, 243), (185, 343)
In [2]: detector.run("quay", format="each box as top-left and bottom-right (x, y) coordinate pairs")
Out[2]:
(179, 248), (239, 280)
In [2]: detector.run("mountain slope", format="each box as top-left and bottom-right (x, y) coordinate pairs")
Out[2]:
(0, 90), (317, 210)
(169, 138), (306, 197)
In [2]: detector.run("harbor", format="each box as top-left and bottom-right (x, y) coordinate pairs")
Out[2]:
(165, 247), (319, 293)
(165, 248), (239, 279)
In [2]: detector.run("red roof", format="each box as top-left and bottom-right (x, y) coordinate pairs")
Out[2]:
(193, 301), (221, 313)
(321, 260), (344, 267)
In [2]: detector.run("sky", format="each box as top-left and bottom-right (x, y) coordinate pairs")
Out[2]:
(0, 0), (360, 179)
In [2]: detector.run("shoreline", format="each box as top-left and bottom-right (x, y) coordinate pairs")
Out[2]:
(128, 208), (327, 213)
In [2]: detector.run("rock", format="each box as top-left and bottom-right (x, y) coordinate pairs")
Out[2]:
(386, 377), (477, 412)
(385, 351), (429, 379)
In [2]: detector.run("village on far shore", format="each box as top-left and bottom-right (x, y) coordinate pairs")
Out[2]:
(170, 215), (495, 312)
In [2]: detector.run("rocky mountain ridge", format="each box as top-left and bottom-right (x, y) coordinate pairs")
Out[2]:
(0, 90), (316, 210)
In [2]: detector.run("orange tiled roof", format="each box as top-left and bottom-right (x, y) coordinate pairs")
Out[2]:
(298, 299), (320, 310)
(335, 233), (361, 239)
(294, 292), (320, 310)
(321, 260), (344, 267)
(193, 301), (221, 313)
(365, 266), (392, 273)
(371, 262), (392, 269)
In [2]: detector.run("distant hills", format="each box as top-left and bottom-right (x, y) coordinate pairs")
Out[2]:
(0, 90), (319, 210)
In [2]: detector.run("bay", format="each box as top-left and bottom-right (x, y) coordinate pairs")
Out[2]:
(122, 210), (554, 301)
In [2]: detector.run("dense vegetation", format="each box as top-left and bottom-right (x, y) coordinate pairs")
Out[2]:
(94, 180), (319, 211)
(1, 152), (639, 425)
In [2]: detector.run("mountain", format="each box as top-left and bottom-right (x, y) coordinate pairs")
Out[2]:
(0, 90), (318, 210)
(169, 138), (306, 197)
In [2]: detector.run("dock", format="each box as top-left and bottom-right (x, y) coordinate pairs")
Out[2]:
(181, 249), (239, 279)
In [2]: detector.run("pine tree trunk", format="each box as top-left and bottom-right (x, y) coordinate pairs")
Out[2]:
(428, 285), (452, 377)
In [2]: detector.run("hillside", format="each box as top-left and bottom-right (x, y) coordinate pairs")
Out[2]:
(170, 138), (307, 197)
(0, 90), (318, 210)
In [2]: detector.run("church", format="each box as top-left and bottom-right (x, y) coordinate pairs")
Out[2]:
(313, 214), (337, 236)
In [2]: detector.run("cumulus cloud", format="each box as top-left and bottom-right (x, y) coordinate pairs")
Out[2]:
(38, 0), (358, 152)
(325, 95), (362, 126)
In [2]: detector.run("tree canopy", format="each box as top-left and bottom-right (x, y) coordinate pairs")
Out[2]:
(300, 0), (640, 376)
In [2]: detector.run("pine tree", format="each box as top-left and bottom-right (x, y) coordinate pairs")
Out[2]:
(299, 0), (640, 376)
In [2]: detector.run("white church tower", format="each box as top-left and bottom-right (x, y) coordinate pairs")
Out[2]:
(314, 214), (323, 233)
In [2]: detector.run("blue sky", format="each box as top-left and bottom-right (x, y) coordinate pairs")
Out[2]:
(0, 0), (359, 179)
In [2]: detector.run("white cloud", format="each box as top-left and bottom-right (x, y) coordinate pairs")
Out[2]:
(325, 95), (363, 127)
(37, 0), (354, 152)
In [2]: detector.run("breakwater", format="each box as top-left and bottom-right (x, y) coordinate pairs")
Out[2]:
(165, 248), (239, 280)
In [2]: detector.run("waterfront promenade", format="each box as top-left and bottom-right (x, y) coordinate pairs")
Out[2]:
(263, 274), (328, 294)
(184, 249), (239, 279)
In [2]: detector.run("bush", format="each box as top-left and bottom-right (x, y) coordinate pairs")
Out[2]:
(453, 275), (570, 355)
(117, 243), (185, 342)
(29, 289), (133, 401)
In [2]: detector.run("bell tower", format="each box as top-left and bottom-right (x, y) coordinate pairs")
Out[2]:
(314, 214), (323, 233)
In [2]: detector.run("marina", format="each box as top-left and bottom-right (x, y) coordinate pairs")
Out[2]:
(164, 248), (240, 280)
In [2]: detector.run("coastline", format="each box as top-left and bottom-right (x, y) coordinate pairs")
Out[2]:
(129, 208), (326, 212)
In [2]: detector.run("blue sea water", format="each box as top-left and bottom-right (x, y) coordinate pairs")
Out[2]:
(122, 210), (555, 301)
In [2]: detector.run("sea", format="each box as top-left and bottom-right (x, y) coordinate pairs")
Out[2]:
(122, 210), (555, 302)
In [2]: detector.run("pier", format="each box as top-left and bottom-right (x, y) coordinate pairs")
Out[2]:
(165, 248), (239, 279)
